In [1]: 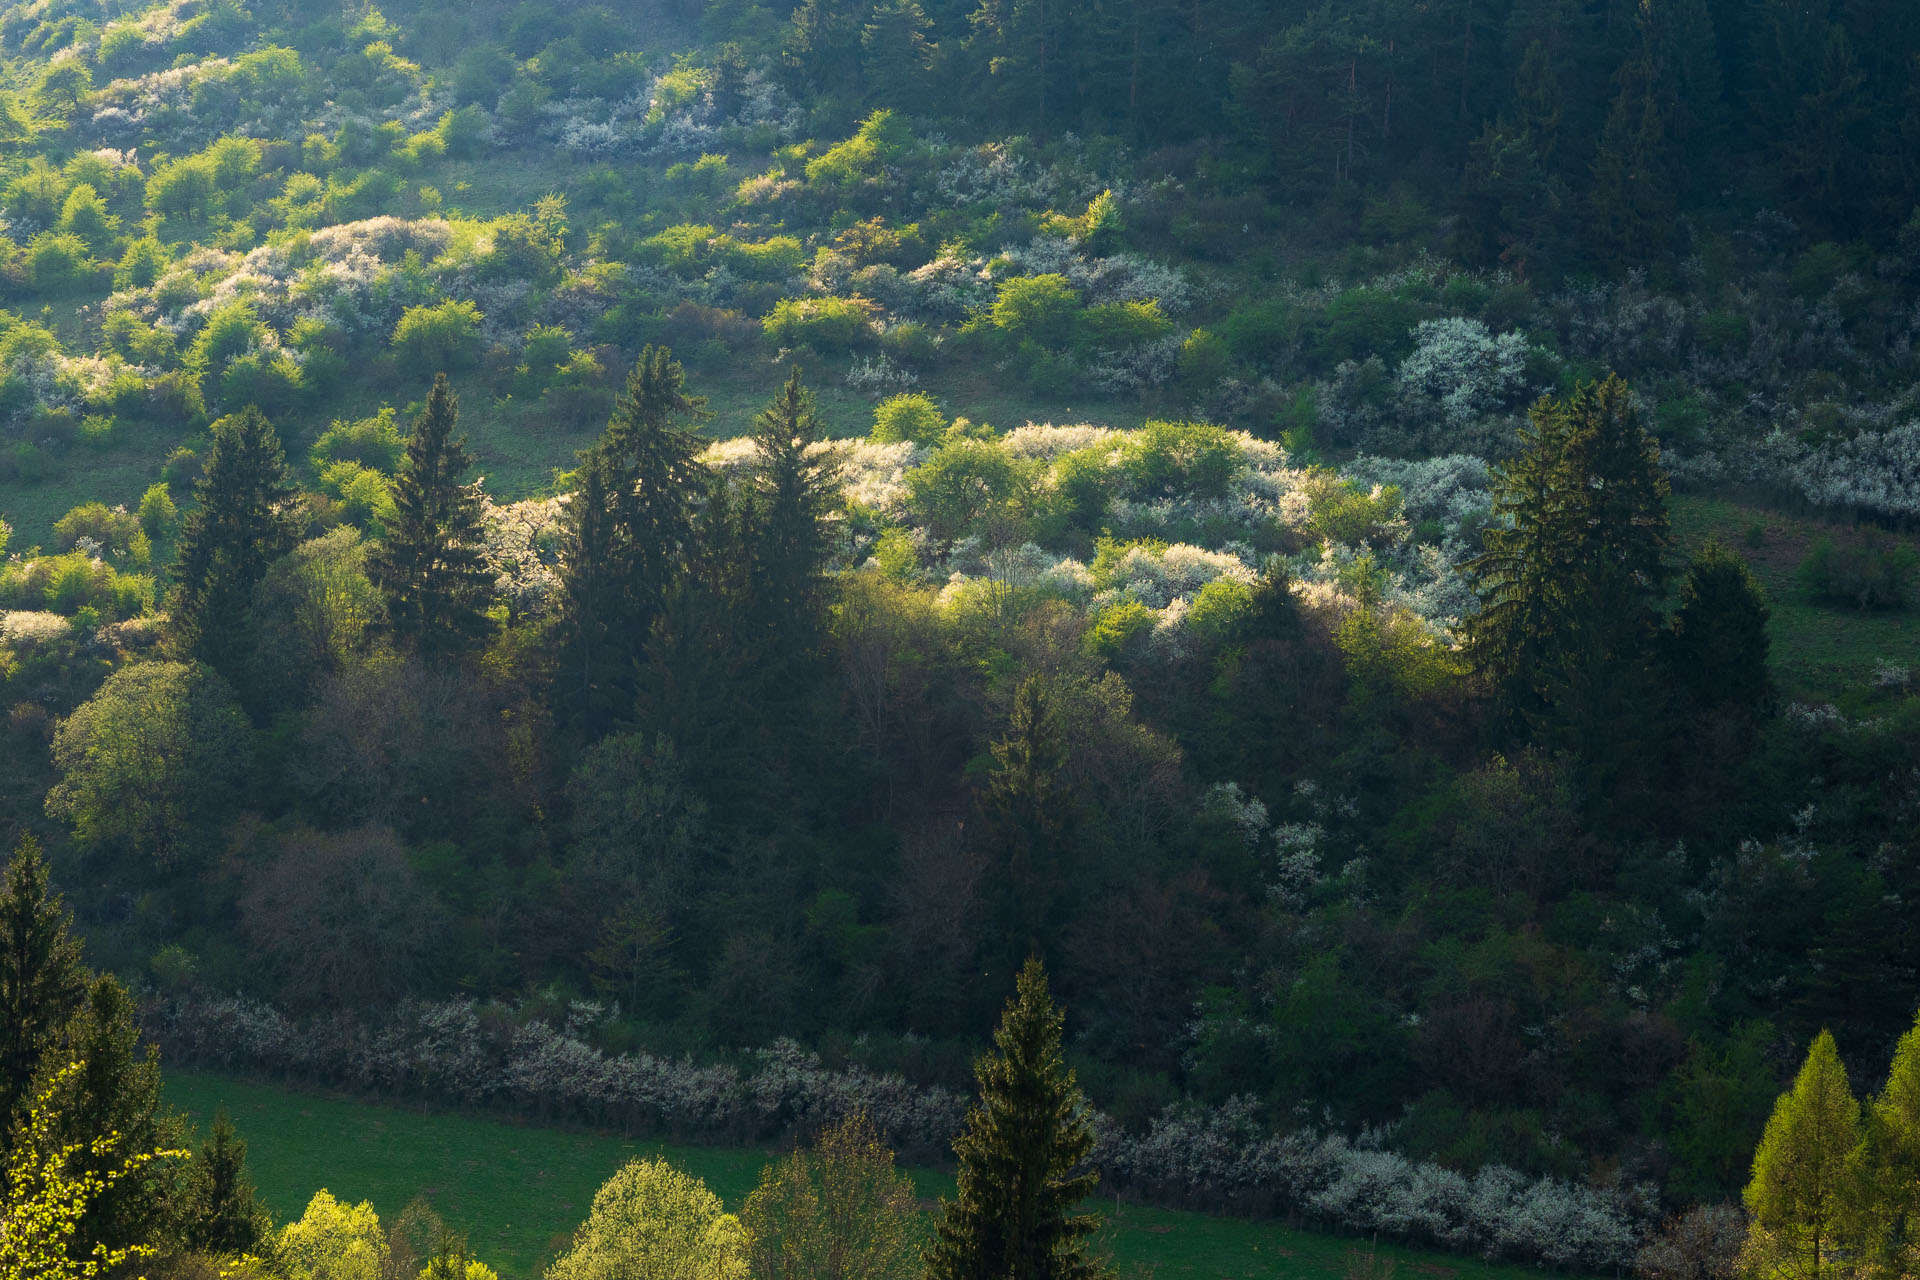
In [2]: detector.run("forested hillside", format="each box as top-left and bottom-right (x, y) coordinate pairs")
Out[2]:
(3, 0), (1920, 1277)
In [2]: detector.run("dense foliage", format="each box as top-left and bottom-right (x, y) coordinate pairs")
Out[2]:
(2, 0), (1920, 1275)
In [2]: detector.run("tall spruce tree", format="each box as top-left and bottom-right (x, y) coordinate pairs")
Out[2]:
(1463, 375), (1671, 780)
(168, 406), (296, 684)
(558, 346), (710, 736)
(1667, 538), (1772, 712)
(745, 366), (838, 659)
(0, 835), (87, 1142)
(371, 374), (495, 654)
(925, 958), (1104, 1280)
(861, 0), (934, 110)
(1741, 1030), (1862, 1280)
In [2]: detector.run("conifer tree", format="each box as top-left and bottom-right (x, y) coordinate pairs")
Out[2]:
(745, 366), (838, 659)
(1667, 538), (1771, 712)
(371, 374), (495, 654)
(1741, 1030), (1863, 1280)
(1847, 1015), (1920, 1279)
(558, 346), (710, 736)
(169, 406), (297, 683)
(1463, 375), (1671, 771)
(979, 676), (1075, 979)
(861, 0), (934, 110)
(925, 958), (1105, 1280)
(182, 1110), (273, 1257)
(0, 835), (87, 1142)
(33, 976), (188, 1260)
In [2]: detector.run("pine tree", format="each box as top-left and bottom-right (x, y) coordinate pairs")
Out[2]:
(558, 347), (710, 736)
(1741, 1030), (1863, 1280)
(1463, 375), (1671, 764)
(169, 406), (297, 684)
(183, 1110), (273, 1256)
(1667, 538), (1771, 712)
(924, 958), (1105, 1280)
(0, 835), (87, 1142)
(370, 374), (495, 654)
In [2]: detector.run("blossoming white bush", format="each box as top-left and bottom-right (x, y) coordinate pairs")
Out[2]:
(1396, 318), (1531, 429)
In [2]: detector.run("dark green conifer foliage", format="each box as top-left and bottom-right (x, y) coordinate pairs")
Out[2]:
(1589, 39), (1676, 264)
(979, 676), (1075, 980)
(0, 834), (87, 1141)
(183, 1109), (273, 1256)
(371, 373), (495, 654)
(861, 0), (934, 110)
(1668, 538), (1771, 712)
(168, 406), (296, 683)
(558, 346), (710, 736)
(1464, 375), (1671, 775)
(925, 958), (1104, 1280)
(35, 975), (188, 1259)
(746, 366), (838, 657)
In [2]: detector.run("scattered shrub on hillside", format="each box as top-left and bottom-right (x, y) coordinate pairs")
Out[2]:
(1797, 533), (1917, 610)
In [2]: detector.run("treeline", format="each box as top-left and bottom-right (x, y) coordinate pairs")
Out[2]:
(707, 0), (1920, 266)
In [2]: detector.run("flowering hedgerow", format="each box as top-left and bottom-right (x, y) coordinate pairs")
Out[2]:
(143, 993), (1647, 1269)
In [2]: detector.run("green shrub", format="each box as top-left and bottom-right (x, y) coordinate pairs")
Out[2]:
(1120, 421), (1241, 500)
(990, 273), (1079, 351)
(24, 231), (96, 292)
(762, 296), (874, 352)
(138, 483), (179, 538)
(1304, 468), (1405, 546)
(392, 299), (484, 374)
(1798, 533), (1918, 610)
(904, 438), (1023, 541)
(320, 460), (398, 528)
(55, 501), (151, 565)
(806, 109), (910, 187)
(1187, 576), (1256, 644)
(311, 408), (404, 471)
(1083, 599), (1154, 660)
(871, 392), (945, 444)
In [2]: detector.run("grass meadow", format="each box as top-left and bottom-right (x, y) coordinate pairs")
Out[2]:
(165, 1069), (1570, 1280)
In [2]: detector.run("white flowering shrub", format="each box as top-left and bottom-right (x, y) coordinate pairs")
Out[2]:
(1788, 422), (1920, 519)
(1396, 318), (1532, 429)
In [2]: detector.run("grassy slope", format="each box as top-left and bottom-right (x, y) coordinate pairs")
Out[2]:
(1670, 495), (1920, 702)
(165, 1070), (1563, 1280)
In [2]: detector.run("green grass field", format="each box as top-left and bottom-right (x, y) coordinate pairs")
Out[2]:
(1669, 495), (1920, 702)
(164, 1070), (1563, 1280)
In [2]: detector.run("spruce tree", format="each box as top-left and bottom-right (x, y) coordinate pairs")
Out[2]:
(925, 958), (1105, 1280)
(183, 1110), (273, 1256)
(980, 676), (1075, 980)
(0, 835), (87, 1141)
(745, 366), (838, 659)
(33, 975), (188, 1260)
(558, 346), (710, 736)
(1667, 538), (1771, 712)
(1463, 375), (1671, 773)
(1741, 1030), (1863, 1280)
(861, 0), (934, 110)
(169, 406), (297, 683)
(371, 373), (495, 654)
